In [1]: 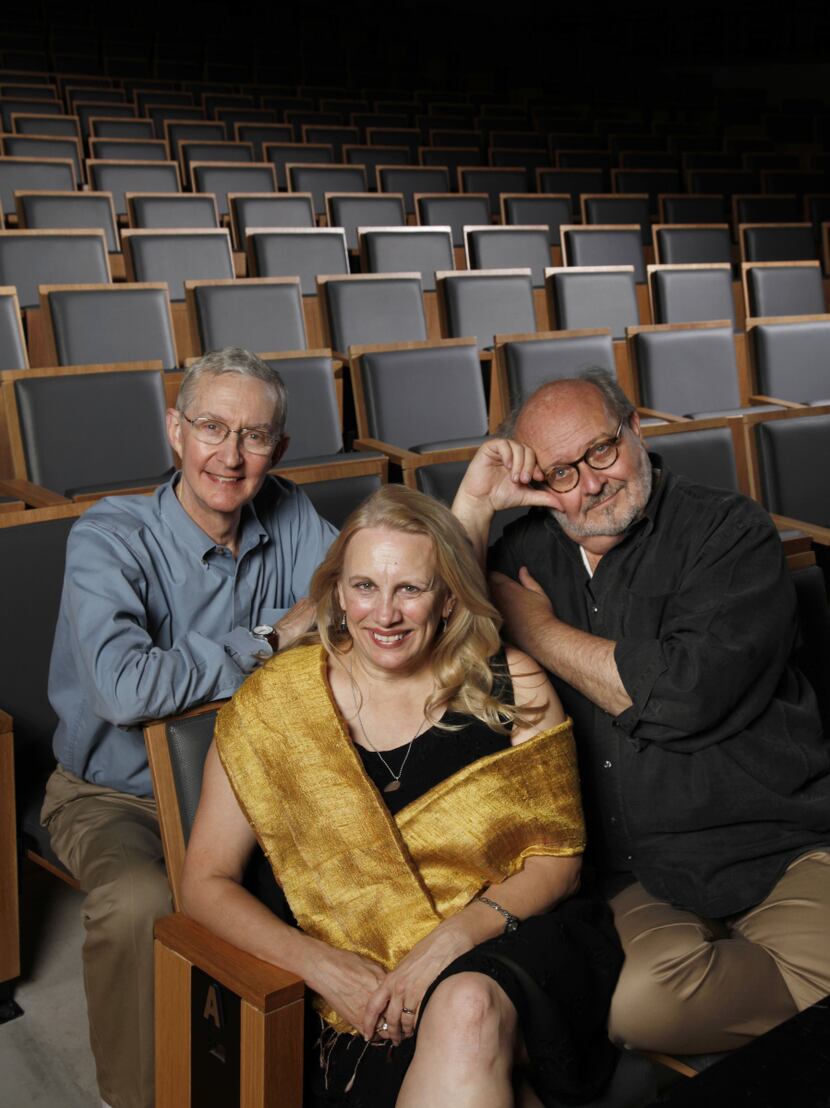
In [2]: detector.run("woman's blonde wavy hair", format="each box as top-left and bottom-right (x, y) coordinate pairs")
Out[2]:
(310, 484), (538, 733)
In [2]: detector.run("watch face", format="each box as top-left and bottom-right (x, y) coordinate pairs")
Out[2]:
(252, 625), (274, 638)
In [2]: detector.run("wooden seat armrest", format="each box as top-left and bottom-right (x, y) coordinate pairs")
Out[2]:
(772, 514), (830, 547)
(400, 444), (483, 469)
(72, 485), (163, 503)
(353, 438), (421, 464)
(749, 395), (806, 410)
(273, 455), (388, 483)
(0, 478), (71, 507)
(635, 407), (689, 423)
(0, 709), (12, 734)
(155, 913), (304, 1014)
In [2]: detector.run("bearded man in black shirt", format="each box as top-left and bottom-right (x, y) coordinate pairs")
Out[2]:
(452, 369), (830, 1054)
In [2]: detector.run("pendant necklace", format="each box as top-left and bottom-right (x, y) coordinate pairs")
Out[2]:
(347, 663), (428, 793)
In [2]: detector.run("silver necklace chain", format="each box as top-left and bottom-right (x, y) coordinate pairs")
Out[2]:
(347, 662), (428, 793)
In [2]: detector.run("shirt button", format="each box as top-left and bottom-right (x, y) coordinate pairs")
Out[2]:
(610, 816), (617, 824)
(592, 605), (598, 613)
(625, 855), (633, 862)
(603, 759), (612, 769)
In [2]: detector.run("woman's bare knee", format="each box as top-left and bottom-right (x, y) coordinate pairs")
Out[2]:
(417, 973), (517, 1059)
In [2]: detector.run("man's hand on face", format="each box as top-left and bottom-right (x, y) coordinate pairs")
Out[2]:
(454, 439), (560, 514)
(489, 568), (555, 654)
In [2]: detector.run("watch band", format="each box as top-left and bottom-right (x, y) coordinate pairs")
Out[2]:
(478, 895), (520, 933)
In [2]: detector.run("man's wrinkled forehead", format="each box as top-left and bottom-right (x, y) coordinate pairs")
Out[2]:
(515, 381), (616, 460)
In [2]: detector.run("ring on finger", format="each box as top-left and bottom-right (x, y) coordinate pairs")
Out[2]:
(376, 1019), (389, 1032)
(401, 1006), (415, 1016)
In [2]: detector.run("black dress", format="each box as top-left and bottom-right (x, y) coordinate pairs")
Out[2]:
(297, 707), (623, 1108)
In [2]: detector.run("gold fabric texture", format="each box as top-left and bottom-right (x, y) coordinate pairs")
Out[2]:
(215, 643), (584, 1033)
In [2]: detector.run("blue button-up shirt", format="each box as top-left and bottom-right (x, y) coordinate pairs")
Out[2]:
(49, 475), (337, 796)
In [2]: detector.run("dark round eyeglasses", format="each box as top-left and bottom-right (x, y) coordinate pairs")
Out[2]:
(180, 414), (279, 456)
(541, 419), (626, 493)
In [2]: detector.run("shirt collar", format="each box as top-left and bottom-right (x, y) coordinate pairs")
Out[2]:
(159, 474), (271, 561)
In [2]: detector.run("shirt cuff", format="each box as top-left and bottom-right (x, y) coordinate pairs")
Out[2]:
(613, 637), (668, 746)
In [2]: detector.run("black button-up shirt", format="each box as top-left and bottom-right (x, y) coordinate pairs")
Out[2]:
(490, 458), (830, 918)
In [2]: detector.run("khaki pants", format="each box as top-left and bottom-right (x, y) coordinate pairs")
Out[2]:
(41, 765), (173, 1108)
(608, 849), (830, 1054)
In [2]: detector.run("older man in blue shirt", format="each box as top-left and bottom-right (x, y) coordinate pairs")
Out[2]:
(41, 348), (337, 1108)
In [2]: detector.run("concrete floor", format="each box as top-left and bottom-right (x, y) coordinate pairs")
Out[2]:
(0, 860), (98, 1108)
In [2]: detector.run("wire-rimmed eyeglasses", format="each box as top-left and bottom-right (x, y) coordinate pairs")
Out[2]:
(180, 414), (280, 456)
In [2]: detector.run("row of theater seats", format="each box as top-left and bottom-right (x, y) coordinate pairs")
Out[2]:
(3, 184), (830, 268)
(2, 328), (829, 535)
(1, 221), (829, 380)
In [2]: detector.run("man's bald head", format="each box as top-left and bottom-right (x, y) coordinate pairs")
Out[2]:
(513, 371), (634, 445)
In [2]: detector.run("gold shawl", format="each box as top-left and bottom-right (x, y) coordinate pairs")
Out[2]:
(215, 643), (584, 1033)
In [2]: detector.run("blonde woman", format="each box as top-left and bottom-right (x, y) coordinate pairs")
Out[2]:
(182, 485), (621, 1106)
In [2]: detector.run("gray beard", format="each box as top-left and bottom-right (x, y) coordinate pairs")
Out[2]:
(551, 449), (653, 539)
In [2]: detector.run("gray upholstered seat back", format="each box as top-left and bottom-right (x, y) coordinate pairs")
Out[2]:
(0, 509), (80, 839)
(0, 98), (63, 131)
(648, 429), (739, 492)
(502, 333), (617, 406)
(127, 230), (234, 301)
(0, 231), (110, 309)
(416, 194), (491, 246)
(458, 168), (528, 214)
(191, 164), (276, 216)
(47, 285), (177, 368)
(231, 195), (314, 247)
(755, 413), (830, 525)
(751, 319), (830, 402)
(4, 136), (82, 183)
(165, 122), (225, 160)
(634, 325), (739, 414)
(564, 227), (646, 283)
(360, 342), (487, 448)
(250, 229), (349, 294)
(324, 276), (427, 353)
(0, 290), (27, 370)
(502, 196), (572, 246)
(88, 162), (180, 217)
(296, 473), (383, 528)
(181, 142), (253, 177)
(651, 267), (736, 326)
(583, 197), (651, 245)
(466, 228), (551, 288)
(655, 226), (731, 265)
(92, 139), (168, 162)
(267, 353), (342, 459)
(19, 191), (119, 252)
(129, 194), (219, 229)
(660, 196), (725, 224)
(235, 125), (293, 159)
(194, 280), (307, 354)
(328, 194), (405, 251)
(745, 265), (825, 318)
(742, 224), (818, 263)
(441, 271), (536, 350)
(165, 711), (220, 845)
(538, 169), (605, 210)
(288, 165), (366, 215)
(734, 196), (801, 224)
(378, 167), (450, 214)
(362, 229), (453, 291)
(14, 369), (174, 496)
(551, 269), (638, 339)
(264, 143), (333, 190)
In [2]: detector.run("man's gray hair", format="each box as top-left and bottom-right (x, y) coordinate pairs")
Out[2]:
(176, 348), (288, 435)
(502, 367), (634, 437)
